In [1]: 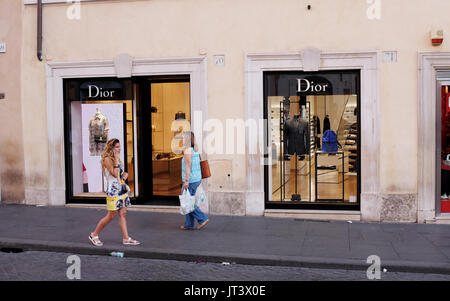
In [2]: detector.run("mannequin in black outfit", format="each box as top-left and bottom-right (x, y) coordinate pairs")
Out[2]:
(284, 115), (310, 156)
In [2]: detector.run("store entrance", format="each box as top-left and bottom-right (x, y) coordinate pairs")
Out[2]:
(137, 76), (191, 205)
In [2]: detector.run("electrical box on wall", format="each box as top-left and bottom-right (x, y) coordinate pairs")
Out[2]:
(431, 29), (444, 46)
(214, 55), (225, 66)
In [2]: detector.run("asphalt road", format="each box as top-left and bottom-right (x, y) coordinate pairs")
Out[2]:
(1, 250), (450, 281)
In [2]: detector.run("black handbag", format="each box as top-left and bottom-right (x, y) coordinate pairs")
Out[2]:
(175, 111), (186, 120)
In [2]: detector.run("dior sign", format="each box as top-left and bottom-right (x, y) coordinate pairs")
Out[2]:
(88, 85), (115, 98)
(297, 79), (329, 93)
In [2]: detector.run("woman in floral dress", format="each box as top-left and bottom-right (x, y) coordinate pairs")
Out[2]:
(88, 138), (140, 246)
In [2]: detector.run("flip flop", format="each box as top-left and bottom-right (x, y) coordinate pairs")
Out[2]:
(197, 219), (209, 230)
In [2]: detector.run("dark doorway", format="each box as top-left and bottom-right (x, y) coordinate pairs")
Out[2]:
(134, 76), (191, 205)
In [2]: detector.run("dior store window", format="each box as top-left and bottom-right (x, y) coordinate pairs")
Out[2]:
(264, 71), (361, 210)
(438, 74), (450, 214)
(64, 79), (136, 202)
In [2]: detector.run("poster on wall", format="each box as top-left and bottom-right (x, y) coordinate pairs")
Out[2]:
(82, 103), (124, 193)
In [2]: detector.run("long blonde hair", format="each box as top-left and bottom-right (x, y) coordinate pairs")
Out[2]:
(102, 138), (122, 168)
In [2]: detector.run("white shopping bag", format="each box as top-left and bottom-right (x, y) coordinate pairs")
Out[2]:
(179, 188), (195, 215)
(194, 183), (208, 212)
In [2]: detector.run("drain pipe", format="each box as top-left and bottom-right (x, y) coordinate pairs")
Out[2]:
(37, 0), (43, 61)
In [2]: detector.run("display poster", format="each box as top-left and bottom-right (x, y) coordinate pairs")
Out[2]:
(81, 103), (124, 193)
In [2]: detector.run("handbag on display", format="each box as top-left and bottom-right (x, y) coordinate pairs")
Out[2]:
(322, 130), (338, 152)
(94, 134), (107, 143)
(175, 111), (186, 120)
(199, 154), (211, 179)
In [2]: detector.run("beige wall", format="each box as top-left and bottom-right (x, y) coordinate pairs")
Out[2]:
(0, 0), (26, 203)
(18, 0), (450, 207)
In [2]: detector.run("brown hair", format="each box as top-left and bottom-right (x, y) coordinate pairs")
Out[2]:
(102, 138), (121, 168)
(183, 131), (197, 152)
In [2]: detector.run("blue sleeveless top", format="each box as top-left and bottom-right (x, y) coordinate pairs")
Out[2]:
(181, 147), (202, 183)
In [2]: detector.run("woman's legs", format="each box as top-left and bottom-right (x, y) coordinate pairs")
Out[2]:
(92, 210), (117, 237)
(188, 181), (201, 196)
(117, 207), (140, 244)
(188, 181), (208, 227)
(184, 212), (195, 229)
(181, 181), (201, 229)
(181, 181), (209, 229)
(118, 207), (130, 240)
(191, 207), (209, 226)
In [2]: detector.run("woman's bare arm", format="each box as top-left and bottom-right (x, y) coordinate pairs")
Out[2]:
(103, 157), (119, 179)
(184, 148), (192, 184)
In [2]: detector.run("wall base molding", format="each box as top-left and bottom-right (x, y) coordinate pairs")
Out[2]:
(264, 209), (361, 221)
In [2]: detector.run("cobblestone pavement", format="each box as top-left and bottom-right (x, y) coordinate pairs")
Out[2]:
(1, 251), (450, 281)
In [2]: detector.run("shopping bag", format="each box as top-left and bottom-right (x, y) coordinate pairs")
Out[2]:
(179, 188), (195, 215)
(194, 183), (208, 212)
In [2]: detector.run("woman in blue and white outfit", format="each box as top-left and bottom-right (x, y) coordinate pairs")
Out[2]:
(180, 131), (209, 230)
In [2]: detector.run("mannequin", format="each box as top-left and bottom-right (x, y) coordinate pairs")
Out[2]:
(284, 113), (310, 201)
(284, 114), (310, 156)
(170, 111), (190, 155)
(89, 108), (109, 156)
(323, 115), (331, 133)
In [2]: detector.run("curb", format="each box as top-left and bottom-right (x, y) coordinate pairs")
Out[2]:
(2, 237), (450, 275)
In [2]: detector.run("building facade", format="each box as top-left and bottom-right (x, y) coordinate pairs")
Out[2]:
(1, 0), (450, 223)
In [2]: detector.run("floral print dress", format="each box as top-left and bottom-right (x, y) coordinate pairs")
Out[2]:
(105, 163), (131, 211)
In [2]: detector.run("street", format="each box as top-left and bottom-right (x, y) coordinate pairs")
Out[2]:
(1, 250), (450, 281)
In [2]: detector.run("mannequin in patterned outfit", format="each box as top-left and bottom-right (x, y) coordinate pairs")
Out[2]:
(89, 109), (109, 156)
(88, 139), (140, 247)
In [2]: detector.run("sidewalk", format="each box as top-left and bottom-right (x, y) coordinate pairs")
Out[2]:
(1, 203), (450, 274)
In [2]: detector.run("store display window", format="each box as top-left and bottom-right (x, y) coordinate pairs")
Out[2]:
(64, 79), (135, 200)
(440, 85), (450, 213)
(264, 71), (360, 210)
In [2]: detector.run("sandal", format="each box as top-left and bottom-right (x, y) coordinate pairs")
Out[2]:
(123, 237), (140, 245)
(197, 219), (209, 230)
(89, 233), (103, 247)
(180, 225), (194, 230)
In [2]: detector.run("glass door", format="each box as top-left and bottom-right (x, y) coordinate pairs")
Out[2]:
(138, 77), (191, 204)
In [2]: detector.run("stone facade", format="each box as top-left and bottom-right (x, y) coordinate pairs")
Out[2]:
(380, 194), (418, 223)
